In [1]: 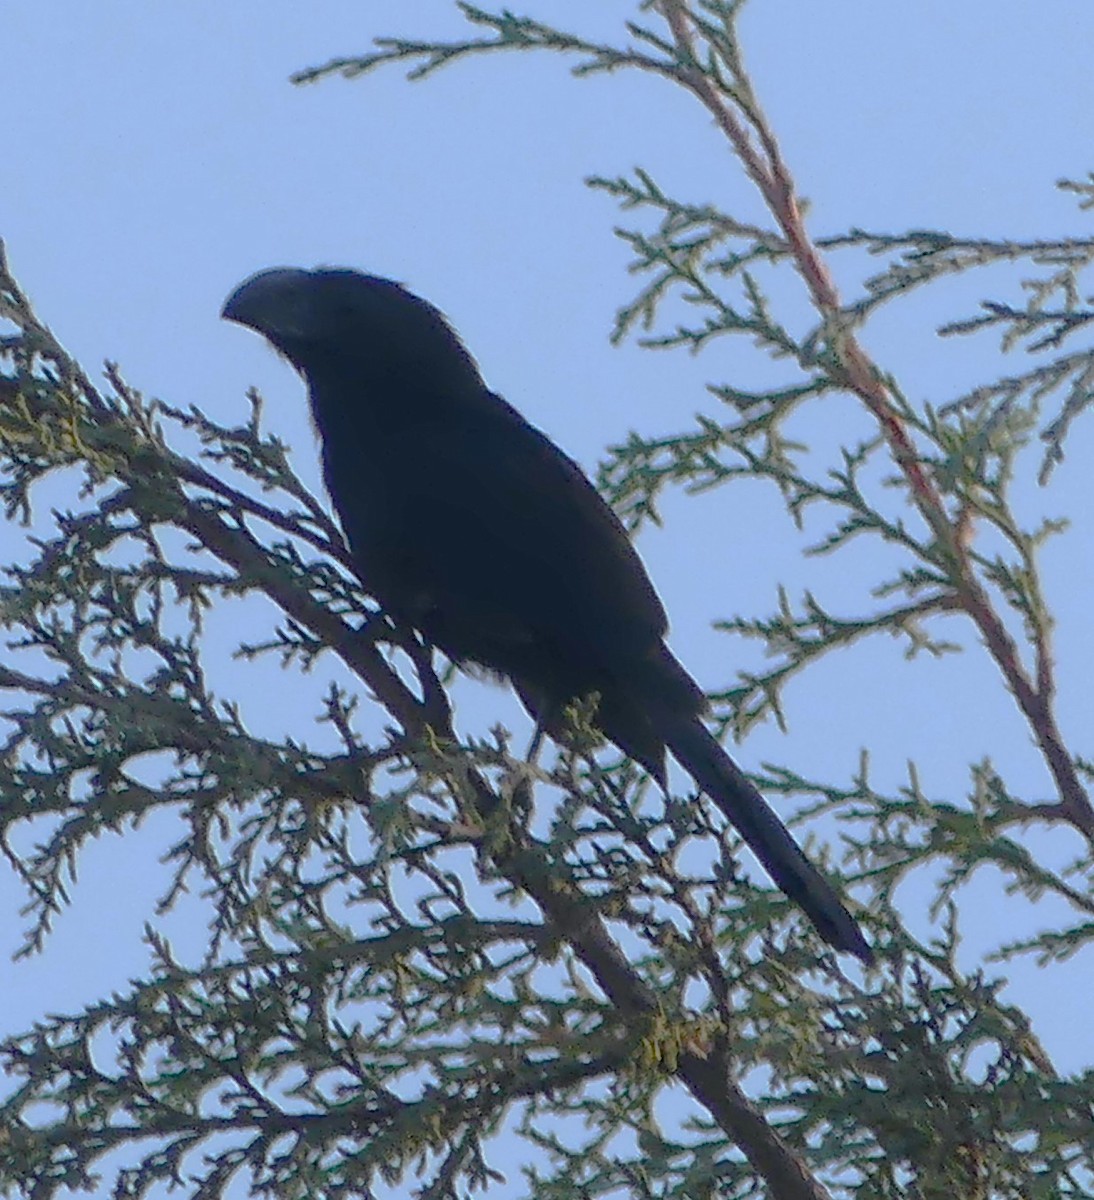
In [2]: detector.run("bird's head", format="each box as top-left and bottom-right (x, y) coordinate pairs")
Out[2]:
(222, 266), (485, 396)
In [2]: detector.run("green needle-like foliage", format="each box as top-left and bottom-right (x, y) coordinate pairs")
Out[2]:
(2, 4), (1093, 1199)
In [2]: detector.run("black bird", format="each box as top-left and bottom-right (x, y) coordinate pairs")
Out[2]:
(222, 267), (871, 961)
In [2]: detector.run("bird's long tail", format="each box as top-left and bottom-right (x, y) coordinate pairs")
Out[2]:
(664, 714), (872, 961)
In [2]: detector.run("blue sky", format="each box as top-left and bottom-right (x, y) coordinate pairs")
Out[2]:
(3, 0), (1093, 1163)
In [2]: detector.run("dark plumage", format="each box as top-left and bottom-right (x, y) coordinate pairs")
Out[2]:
(222, 266), (871, 961)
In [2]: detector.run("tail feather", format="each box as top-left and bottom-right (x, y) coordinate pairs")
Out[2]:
(665, 715), (872, 962)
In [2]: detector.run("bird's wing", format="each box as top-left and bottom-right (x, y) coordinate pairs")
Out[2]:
(321, 398), (667, 674)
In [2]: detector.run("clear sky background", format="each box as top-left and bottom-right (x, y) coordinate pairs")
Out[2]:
(3, 0), (1094, 1180)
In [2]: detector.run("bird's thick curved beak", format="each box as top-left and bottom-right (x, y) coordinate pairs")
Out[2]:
(221, 267), (314, 339)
